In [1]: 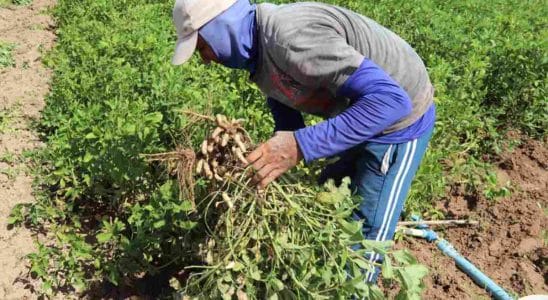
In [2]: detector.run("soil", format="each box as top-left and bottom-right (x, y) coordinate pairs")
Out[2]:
(398, 137), (548, 299)
(0, 0), (56, 299)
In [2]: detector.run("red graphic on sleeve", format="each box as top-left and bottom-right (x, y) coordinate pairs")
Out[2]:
(270, 71), (337, 116)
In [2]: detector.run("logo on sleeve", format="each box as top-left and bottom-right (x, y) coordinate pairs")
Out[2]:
(270, 70), (337, 117)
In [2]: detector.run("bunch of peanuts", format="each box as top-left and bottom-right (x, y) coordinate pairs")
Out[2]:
(195, 114), (252, 181)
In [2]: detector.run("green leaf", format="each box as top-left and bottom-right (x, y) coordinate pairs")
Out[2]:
(352, 279), (369, 291)
(369, 284), (385, 300)
(249, 269), (262, 281)
(353, 257), (373, 272)
(338, 219), (361, 235)
(406, 264), (428, 280)
(84, 132), (97, 139)
(337, 177), (352, 196)
(96, 232), (112, 243)
(269, 278), (284, 292)
(381, 255), (394, 279)
(392, 249), (418, 265)
(321, 268), (332, 285)
(153, 220), (165, 229)
(123, 123), (136, 134)
(316, 192), (336, 204)
(361, 239), (392, 254)
(216, 279), (230, 294)
(232, 261), (245, 271)
(42, 281), (53, 295)
(180, 200), (194, 212)
(397, 264), (428, 292)
(158, 181), (175, 200)
(344, 275), (368, 291)
(181, 220), (197, 230)
(278, 234), (304, 250)
(146, 112), (163, 124)
(83, 174), (91, 186)
(83, 152), (93, 163)
(267, 294), (279, 300)
(30, 263), (46, 278)
(108, 267), (119, 286)
(396, 290), (422, 300)
(53, 168), (66, 176)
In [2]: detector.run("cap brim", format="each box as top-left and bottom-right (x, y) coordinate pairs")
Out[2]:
(171, 31), (198, 65)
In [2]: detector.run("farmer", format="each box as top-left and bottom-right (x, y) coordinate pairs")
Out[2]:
(171, 0), (435, 282)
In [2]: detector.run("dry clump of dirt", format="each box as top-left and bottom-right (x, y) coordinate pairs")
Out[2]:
(400, 137), (547, 299)
(0, 0), (56, 299)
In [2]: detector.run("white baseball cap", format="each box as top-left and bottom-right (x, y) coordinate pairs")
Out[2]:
(172, 0), (237, 65)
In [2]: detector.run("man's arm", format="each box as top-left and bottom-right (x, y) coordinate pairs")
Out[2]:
(294, 58), (413, 162)
(246, 59), (412, 188)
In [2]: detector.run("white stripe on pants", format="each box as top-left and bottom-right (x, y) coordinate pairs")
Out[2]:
(365, 139), (417, 281)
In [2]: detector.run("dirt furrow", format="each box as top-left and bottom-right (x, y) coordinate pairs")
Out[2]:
(0, 1), (56, 299)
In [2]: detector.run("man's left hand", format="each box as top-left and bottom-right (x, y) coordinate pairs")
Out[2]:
(245, 131), (303, 188)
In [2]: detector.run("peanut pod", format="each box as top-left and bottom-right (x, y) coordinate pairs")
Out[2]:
(232, 118), (245, 125)
(207, 142), (214, 153)
(234, 148), (248, 164)
(211, 126), (224, 139)
(216, 114), (230, 129)
(221, 133), (230, 147)
(195, 158), (204, 174)
(203, 162), (213, 179)
(221, 192), (234, 209)
(217, 166), (227, 176)
(201, 140), (208, 156)
(234, 133), (247, 153)
(206, 251), (213, 265)
(215, 114), (223, 126)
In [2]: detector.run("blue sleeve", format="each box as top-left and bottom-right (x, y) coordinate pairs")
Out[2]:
(294, 59), (412, 163)
(267, 97), (306, 132)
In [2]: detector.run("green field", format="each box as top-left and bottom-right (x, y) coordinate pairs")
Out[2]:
(9, 0), (547, 298)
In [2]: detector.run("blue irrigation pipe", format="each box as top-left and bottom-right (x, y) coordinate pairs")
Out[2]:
(400, 218), (514, 300)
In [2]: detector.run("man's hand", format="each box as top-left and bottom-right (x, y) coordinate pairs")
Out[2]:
(245, 131), (303, 188)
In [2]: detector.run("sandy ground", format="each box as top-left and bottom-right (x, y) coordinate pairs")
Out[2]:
(397, 137), (548, 299)
(0, 0), (56, 299)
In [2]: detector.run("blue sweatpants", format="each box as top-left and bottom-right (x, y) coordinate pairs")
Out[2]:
(349, 126), (434, 282)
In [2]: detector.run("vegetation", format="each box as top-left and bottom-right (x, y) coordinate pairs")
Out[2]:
(0, 42), (15, 68)
(12, 0), (33, 4)
(0, 0), (33, 7)
(9, 0), (546, 297)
